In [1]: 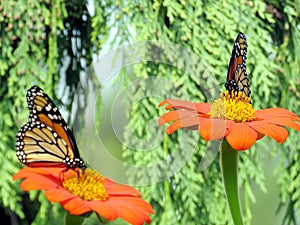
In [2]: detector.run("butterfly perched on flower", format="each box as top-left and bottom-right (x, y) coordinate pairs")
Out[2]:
(225, 32), (251, 98)
(16, 86), (87, 170)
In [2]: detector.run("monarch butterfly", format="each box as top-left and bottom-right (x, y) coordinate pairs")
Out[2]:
(16, 86), (87, 170)
(225, 32), (251, 98)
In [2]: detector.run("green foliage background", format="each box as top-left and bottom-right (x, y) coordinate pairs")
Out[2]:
(0, 0), (299, 225)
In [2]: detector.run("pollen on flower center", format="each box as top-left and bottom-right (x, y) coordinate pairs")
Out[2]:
(208, 91), (255, 122)
(62, 169), (108, 201)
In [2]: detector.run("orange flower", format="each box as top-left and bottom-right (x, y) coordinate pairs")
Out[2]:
(13, 167), (154, 225)
(158, 91), (300, 150)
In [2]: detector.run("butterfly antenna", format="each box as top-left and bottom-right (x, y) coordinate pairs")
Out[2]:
(202, 83), (224, 101)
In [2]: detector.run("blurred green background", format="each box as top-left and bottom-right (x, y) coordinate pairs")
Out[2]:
(0, 0), (299, 224)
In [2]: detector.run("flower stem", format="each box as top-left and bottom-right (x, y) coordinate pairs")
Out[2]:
(64, 212), (84, 225)
(220, 140), (244, 225)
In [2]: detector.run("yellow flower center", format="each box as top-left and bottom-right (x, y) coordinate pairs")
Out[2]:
(62, 169), (109, 201)
(208, 91), (255, 122)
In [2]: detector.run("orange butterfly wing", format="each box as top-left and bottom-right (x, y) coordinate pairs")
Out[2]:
(16, 86), (87, 170)
(225, 32), (251, 98)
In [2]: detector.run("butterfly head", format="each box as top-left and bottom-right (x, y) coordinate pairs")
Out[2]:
(225, 80), (238, 93)
(63, 157), (88, 170)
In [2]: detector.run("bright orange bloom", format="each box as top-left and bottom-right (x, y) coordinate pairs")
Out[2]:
(13, 167), (154, 225)
(158, 91), (300, 150)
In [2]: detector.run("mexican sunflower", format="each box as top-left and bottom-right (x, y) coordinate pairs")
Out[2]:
(158, 91), (300, 150)
(13, 167), (154, 225)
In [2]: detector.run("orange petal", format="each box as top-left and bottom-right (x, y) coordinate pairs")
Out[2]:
(19, 176), (58, 190)
(179, 117), (201, 129)
(195, 103), (211, 114)
(261, 118), (300, 132)
(12, 167), (65, 182)
(247, 121), (288, 143)
(45, 189), (75, 202)
(13, 167), (49, 179)
(226, 123), (257, 150)
(113, 199), (152, 224)
(158, 99), (170, 108)
(105, 199), (147, 225)
(89, 201), (118, 220)
(158, 110), (198, 125)
(105, 181), (141, 197)
(158, 111), (179, 124)
(159, 99), (210, 112)
(163, 116), (202, 134)
(13, 170), (36, 181)
(61, 197), (91, 215)
(165, 120), (183, 134)
(256, 132), (265, 140)
(255, 108), (300, 119)
(115, 197), (154, 214)
(199, 118), (233, 141)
